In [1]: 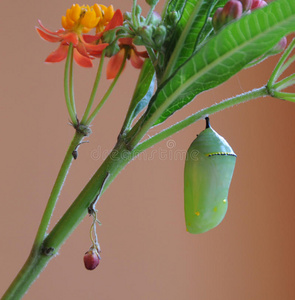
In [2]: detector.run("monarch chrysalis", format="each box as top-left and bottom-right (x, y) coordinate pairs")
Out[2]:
(184, 117), (236, 234)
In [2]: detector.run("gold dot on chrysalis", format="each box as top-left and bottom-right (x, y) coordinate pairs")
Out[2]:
(213, 207), (217, 212)
(223, 199), (227, 203)
(195, 211), (200, 216)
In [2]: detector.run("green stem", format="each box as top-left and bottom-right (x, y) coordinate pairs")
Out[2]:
(146, 47), (161, 75)
(2, 142), (133, 300)
(2, 131), (84, 300)
(69, 47), (76, 116)
(2, 86), (268, 299)
(272, 91), (295, 102)
(273, 73), (295, 91)
(135, 86), (269, 153)
(64, 43), (77, 125)
(268, 38), (295, 87)
(146, 4), (156, 24)
(81, 51), (106, 124)
(32, 131), (84, 249)
(277, 53), (295, 76)
(86, 53), (127, 125)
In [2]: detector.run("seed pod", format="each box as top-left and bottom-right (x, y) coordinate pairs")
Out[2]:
(84, 248), (100, 270)
(184, 117), (236, 234)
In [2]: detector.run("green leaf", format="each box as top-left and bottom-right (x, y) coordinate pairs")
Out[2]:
(162, 0), (228, 81)
(143, 0), (295, 126)
(121, 59), (155, 132)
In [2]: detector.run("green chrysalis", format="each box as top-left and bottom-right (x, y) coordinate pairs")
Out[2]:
(184, 117), (236, 234)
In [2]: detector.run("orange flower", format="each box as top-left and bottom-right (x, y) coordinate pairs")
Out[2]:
(83, 9), (123, 56)
(106, 38), (149, 79)
(36, 4), (109, 67)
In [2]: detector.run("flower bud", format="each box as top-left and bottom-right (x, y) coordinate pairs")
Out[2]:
(84, 248), (100, 270)
(167, 11), (180, 26)
(135, 4), (142, 16)
(102, 29), (117, 44)
(222, 0), (243, 23)
(153, 25), (167, 48)
(145, 0), (159, 6)
(133, 36), (145, 46)
(212, 8), (224, 31)
(139, 25), (154, 45)
(213, 1), (243, 31)
(239, 0), (253, 11)
(149, 12), (162, 26)
(251, 0), (267, 10)
(105, 43), (120, 57)
(269, 37), (287, 55)
(123, 12), (132, 21)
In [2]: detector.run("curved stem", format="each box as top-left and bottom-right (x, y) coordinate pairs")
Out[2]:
(86, 53), (127, 125)
(32, 131), (84, 249)
(135, 86), (269, 153)
(64, 43), (77, 125)
(81, 51), (106, 124)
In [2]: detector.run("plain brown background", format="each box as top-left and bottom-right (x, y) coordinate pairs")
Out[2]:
(1, 0), (295, 299)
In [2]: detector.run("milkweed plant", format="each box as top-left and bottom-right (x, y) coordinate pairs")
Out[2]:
(2, 0), (295, 298)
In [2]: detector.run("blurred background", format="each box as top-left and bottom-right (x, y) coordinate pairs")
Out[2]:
(0, 0), (295, 299)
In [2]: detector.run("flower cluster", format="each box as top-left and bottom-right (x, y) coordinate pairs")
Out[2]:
(36, 4), (148, 78)
(212, 0), (286, 54)
(212, 0), (267, 31)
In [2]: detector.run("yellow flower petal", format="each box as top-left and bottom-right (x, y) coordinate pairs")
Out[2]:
(70, 4), (81, 22)
(93, 4), (102, 19)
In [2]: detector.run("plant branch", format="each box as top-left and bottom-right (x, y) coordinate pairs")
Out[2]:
(2, 131), (85, 299)
(135, 86), (269, 154)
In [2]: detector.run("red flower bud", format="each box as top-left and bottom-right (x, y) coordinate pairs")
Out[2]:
(270, 36), (287, 55)
(251, 0), (267, 10)
(84, 248), (100, 270)
(222, 0), (243, 23)
(239, 0), (253, 11)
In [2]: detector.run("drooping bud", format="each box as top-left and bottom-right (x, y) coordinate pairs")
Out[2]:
(84, 248), (100, 270)
(239, 0), (253, 11)
(251, 0), (267, 10)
